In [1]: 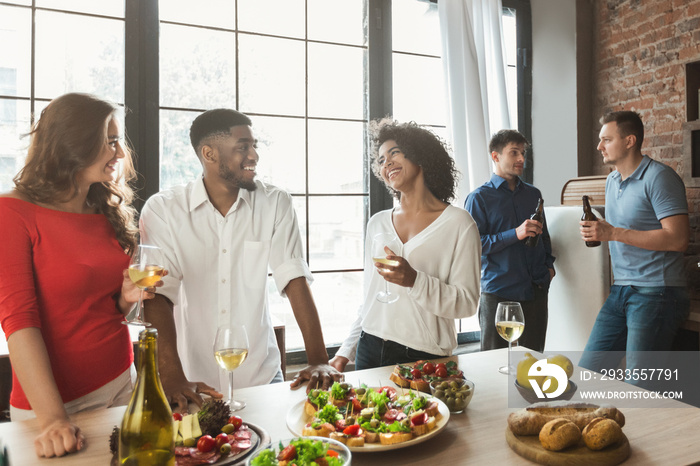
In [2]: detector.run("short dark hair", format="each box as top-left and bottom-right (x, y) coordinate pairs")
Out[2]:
(600, 110), (644, 150)
(190, 109), (252, 156)
(369, 118), (458, 203)
(488, 129), (530, 154)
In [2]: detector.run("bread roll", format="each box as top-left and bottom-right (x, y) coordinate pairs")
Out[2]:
(582, 417), (623, 450)
(538, 418), (582, 451)
(508, 402), (625, 435)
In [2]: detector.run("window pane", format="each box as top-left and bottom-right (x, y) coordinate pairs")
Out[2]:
(503, 10), (517, 66)
(36, 0), (124, 17)
(0, 6), (31, 98)
(506, 66), (518, 128)
(308, 0), (366, 46)
(292, 196), (307, 258)
(238, 34), (305, 116)
(254, 116), (306, 194)
(0, 98), (30, 192)
(308, 196), (365, 271)
(159, 0), (234, 29)
(392, 54), (446, 126)
(308, 119), (364, 194)
(2, 0), (30, 5)
(160, 24), (236, 109)
(238, 0), (305, 39)
(308, 43), (365, 120)
(392, 0), (440, 56)
(34, 11), (124, 103)
(160, 109), (202, 190)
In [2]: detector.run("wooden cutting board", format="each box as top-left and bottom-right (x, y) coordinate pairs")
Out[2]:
(505, 425), (630, 465)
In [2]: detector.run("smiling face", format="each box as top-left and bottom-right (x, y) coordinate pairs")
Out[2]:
(492, 142), (525, 182)
(598, 121), (634, 165)
(377, 139), (422, 192)
(75, 118), (124, 187)
(213, 125), (259, 191)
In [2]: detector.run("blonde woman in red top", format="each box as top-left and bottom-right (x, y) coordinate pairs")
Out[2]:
(0, 93), (161, 458)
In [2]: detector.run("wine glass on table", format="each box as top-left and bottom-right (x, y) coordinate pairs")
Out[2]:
(371, 232), (402, 304)
(214, 324), (250, 412)
(495, 302), (525, 374)
(123, 244), (165, 327)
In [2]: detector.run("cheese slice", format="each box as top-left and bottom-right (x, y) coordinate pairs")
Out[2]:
(172, 420), (180, 442)
(192, 414), (202, 438)
(181, 414), (193, 440)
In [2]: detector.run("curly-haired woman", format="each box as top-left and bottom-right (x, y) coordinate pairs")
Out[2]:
(330, 118), (481, 371)
(0, 93), (161, 458)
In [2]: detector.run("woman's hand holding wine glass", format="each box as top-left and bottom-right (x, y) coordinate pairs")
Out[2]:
(495, 302), (525, 374)
(214, 324), (250, 412)
(371, 232), (403, 304)
(122, 244), (166, 327)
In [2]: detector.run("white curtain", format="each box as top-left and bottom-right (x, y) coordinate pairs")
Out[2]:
(438, 0), (511, 204)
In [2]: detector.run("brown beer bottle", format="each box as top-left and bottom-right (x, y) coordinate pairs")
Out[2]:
(524, 197), (544, 248)
(582, 195), (601, 247)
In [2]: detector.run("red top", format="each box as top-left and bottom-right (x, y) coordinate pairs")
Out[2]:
(0, 198), (133, 409)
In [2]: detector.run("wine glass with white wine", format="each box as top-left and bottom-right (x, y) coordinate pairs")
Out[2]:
(123, 245), (165, 327)
(495, 302), (525, 374)
(213, 324), (249, 412)
(371, 232), (402, 304)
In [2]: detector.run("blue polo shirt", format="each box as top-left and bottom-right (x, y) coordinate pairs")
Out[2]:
(465, 174), (555, 301)
(606, 155), (688, 287)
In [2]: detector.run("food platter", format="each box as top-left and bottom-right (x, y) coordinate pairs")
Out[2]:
(285, 395), (450, 452)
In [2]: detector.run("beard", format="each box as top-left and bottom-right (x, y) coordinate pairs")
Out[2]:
(219, 162), (257, 191)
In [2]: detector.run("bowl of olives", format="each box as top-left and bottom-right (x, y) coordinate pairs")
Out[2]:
(429, 378), (474, 413)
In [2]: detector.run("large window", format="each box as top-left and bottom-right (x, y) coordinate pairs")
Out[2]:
(0, 0), (531, 353)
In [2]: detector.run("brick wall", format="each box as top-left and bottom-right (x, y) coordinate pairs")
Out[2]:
(592, 0), (700, 298)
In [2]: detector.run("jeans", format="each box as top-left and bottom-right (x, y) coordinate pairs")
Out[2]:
(579, 285), (690, 376)
(269, 369), (285, 384)
(355, 331), (443, 370)
(479, 286), (549, 352)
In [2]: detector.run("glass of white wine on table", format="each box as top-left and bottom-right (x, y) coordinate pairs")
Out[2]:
(495, 301), (525, 374)
(372, 232), (402, 304)
(124, 244), (165, 327)
(214, 324), (249, 412)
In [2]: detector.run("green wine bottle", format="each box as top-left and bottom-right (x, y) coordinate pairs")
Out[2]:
(119, 329), (174, 465)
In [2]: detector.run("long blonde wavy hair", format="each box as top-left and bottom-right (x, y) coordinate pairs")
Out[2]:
(14, 93), (138, 254)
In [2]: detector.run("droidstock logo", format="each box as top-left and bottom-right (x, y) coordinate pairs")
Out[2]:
(529, 358), (569, 399)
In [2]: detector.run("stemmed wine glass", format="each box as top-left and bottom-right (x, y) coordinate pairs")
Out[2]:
(495, 302), (525, 374)
(123, 245), (165, 327)
(214, 324), (250, 412)
(371, 232), (402, 304)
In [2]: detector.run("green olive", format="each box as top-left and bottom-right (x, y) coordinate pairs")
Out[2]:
(439, 382), (449, 390)
(368, 400), (376, 407)
(346, 416), (355, 425)
(220, 443), (232, 455)
(401, 419), (411, 428)
(434, 389), (445, 399)
(355, 387), (366, 395)
(446, 398), (456, 410)
(370, 418), (380, 428)
(183, 437), (196, 448)
(453, 399), (466, 410)
(340, 382), (350, 390)
(221, 423), (235, 434)
(449, 381), (459, 390)
(311, 389), (320, 398)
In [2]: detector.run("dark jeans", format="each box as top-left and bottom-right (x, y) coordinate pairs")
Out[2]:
(479, 286), (548, 352)
(355, 331), (442, 370)
(579, 285), (690, 375)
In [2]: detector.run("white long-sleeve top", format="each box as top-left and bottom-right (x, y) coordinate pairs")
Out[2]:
(335, 205), (481, 361)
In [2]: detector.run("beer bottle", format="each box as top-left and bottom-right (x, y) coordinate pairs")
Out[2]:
(524, 197), (544, 248)
(581, 195), (601, 247)
(119, 329), (175, 465)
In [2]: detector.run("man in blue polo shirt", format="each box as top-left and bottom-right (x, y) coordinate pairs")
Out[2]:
(579, 110), (689, 373)
(466, 130), (555, 352)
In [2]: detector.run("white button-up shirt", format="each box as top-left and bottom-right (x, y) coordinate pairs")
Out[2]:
(140, 178), (312, 389)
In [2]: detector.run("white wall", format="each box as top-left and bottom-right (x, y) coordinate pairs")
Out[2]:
(530, 0), (578, 206)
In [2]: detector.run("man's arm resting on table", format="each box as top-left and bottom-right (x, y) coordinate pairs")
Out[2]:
(581, 214), (689, 252)
(8, 328), (85, 458)
(144, 294), (221, 412)
(285, 277), (342, 391)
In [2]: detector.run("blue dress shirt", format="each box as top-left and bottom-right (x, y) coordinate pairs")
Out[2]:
(465, 174), (555, 301)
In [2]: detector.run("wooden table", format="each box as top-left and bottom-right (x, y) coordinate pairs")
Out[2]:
(0, 349), (698, 465)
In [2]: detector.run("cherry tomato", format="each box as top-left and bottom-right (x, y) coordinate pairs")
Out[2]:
(435, 366), (448, 378)
(379, 386), (397, 399)
(172, 413), (183, 421)
(215, 433), (229, 450)
(343, 424), (362, 436)
(410, 368), (422, 379)
(351, 397), (363, 412)
(277, 444), (296, 462)
(411, 412), (428, 426)
(327, 450), (340, 458)
(422, 362), (435, 375)
(435, 363), (447, 372)
(227, 415), (243, 431)
(197, 435), (216, 453)
(335, 419), (346, 431)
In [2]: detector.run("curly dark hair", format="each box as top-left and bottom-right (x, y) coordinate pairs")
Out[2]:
(368, 118), (459, 203)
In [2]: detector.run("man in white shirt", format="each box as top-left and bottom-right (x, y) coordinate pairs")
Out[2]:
(141, 109), (340, 411)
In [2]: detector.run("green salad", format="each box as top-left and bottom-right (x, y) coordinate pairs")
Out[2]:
(251, 438), (345, 466)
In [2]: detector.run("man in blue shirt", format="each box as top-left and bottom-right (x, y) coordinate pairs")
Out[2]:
(579, 111), (689, 373)
(466, 130), (555, 352)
